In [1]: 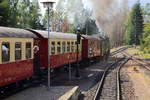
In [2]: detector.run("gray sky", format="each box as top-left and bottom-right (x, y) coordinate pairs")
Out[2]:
(38, 0), (150, 15)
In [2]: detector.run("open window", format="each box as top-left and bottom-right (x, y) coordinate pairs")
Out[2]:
(57, 42), (61, 54)
(26, 42), (31, 59)
(2, 42), (10, 62)
(71, 42), (74, 52)
(51, 42), (55, 55)
(67, 42), (70, 52)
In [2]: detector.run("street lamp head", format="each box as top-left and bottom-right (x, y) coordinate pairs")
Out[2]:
(41, 0), (56, 8)
(76, 26), (81, 33)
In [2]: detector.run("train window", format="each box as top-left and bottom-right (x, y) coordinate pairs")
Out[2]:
(2, 42), (10, 62)
(51, 42), (55, 55)
(57, 42), (61, 54)
(75, 41), (77, 52)
(15, 42), (22, 60)
(67, 42), (70, 52)
(71, 42), (74, 52)
(62, 41), (66, 53)
(26, 42), (31, 59)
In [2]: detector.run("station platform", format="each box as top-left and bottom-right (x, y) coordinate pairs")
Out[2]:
(4, 85), (79, 100)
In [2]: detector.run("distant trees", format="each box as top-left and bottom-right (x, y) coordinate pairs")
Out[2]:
(0, 0), (10, 26)
(16, 0), (43, 29)
(141, 23), (150, 53)
(124, 2), (144, 45)
(42, 10), (74, 32)
(80, 18), (99, 35)
(141, 3), (150, 53)
(56, 0), (94, 34)
(143, 3), (150, 16)
(0, 0), (43, 29)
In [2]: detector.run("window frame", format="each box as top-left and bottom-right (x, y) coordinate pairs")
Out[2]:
(62, 41), (66, 53)
(1, 42), (10, 63)
(15, 42), (22, 61)
(51, 41), (55, 55)
(67, 42), (70, 52)
(26, 42), (32, 59)
(71, 41), (74, 52)
(57, 41), (61, 54)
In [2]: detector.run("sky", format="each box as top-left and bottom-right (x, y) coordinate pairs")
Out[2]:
(38, 0), (150, 15)
(128, 0), (150, 7)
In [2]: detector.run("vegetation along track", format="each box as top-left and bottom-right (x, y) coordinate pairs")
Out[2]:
(123, 52), (150, 71)
(110, 46), (129, 56)
(93, 57), (130, 100)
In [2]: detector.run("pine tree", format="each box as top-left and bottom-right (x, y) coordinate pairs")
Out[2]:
(132, 2), (144, 45)
(124, 2), (144, 45)
(29, 0), (43, 29)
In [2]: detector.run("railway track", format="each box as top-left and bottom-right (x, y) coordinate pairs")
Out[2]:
(110, 46), (129, 56)
(93, 57), (130, 100)
(123, 52), (150, 71)
(0, 47), (131, 100)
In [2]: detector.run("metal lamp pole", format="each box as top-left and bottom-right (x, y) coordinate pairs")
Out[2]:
(41, 0), (55, 90)
(75, 27), (81, 78)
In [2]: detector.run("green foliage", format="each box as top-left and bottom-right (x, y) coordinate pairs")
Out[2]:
(143, 3), (150, 16)
(124, 2), (144, 45)
(28, 1), (43, 29)
(8, 0), (19, 27)
(80, 18), (99, 35)
(141, 23), (150, 53)
(124, 14), (134, 44)
(0, 0), (10, 26)
(0, 0), (43, 29)
(17, 0), (43, 29)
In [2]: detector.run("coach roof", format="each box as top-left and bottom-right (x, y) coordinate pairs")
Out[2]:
(30, 30), (77, 39)
(0, 27), (37, 38)
(83, 35), (103, 40)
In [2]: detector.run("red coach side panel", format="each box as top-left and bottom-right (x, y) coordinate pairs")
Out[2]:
(0, 60), (33, 87)
(82, 40), (88, 59)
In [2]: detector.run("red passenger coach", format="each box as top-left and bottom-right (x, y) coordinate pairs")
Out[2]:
(0, 27), (37, 87)
(82, 35), (102, 60)
(30, 30), (82, 69)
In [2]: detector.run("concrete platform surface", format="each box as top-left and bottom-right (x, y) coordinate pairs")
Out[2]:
(4, 85), (78, 100)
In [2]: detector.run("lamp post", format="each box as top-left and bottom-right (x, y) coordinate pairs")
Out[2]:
(76, 27), (81, 78)
(41, 0), (55, 90)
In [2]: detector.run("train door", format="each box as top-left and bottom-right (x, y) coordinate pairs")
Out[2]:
(33, 39), (41, 77)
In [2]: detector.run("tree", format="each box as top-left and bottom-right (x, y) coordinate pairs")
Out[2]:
(143, 3), (150, 16)
(17, 0), (31, 28)
(80, 18), (99, 35)
(28, 0), (43, 29)
(17, 0), (43, 29)
(141, 23), (150, 53)
(56, 0), (92, 32)
(8, 0), (19, 27)
(125, 2), (144, 45)
(0, 0), (10, 26)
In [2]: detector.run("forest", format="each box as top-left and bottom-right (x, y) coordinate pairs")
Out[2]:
(0, 0), (150, 53)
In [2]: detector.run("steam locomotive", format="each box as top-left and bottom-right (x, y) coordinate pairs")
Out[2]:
(0, 26), (110, 87)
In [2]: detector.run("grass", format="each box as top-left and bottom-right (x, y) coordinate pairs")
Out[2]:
(126, 46), (150, 59)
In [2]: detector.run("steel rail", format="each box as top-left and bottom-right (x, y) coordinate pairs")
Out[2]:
(110, 46), (130, 56)
(116, 58), (130, 100)
(93, 58), (123, 100)
(123, 52), (150, 71)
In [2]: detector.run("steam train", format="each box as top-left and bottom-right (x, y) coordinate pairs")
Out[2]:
(0, 26), (110, 87)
